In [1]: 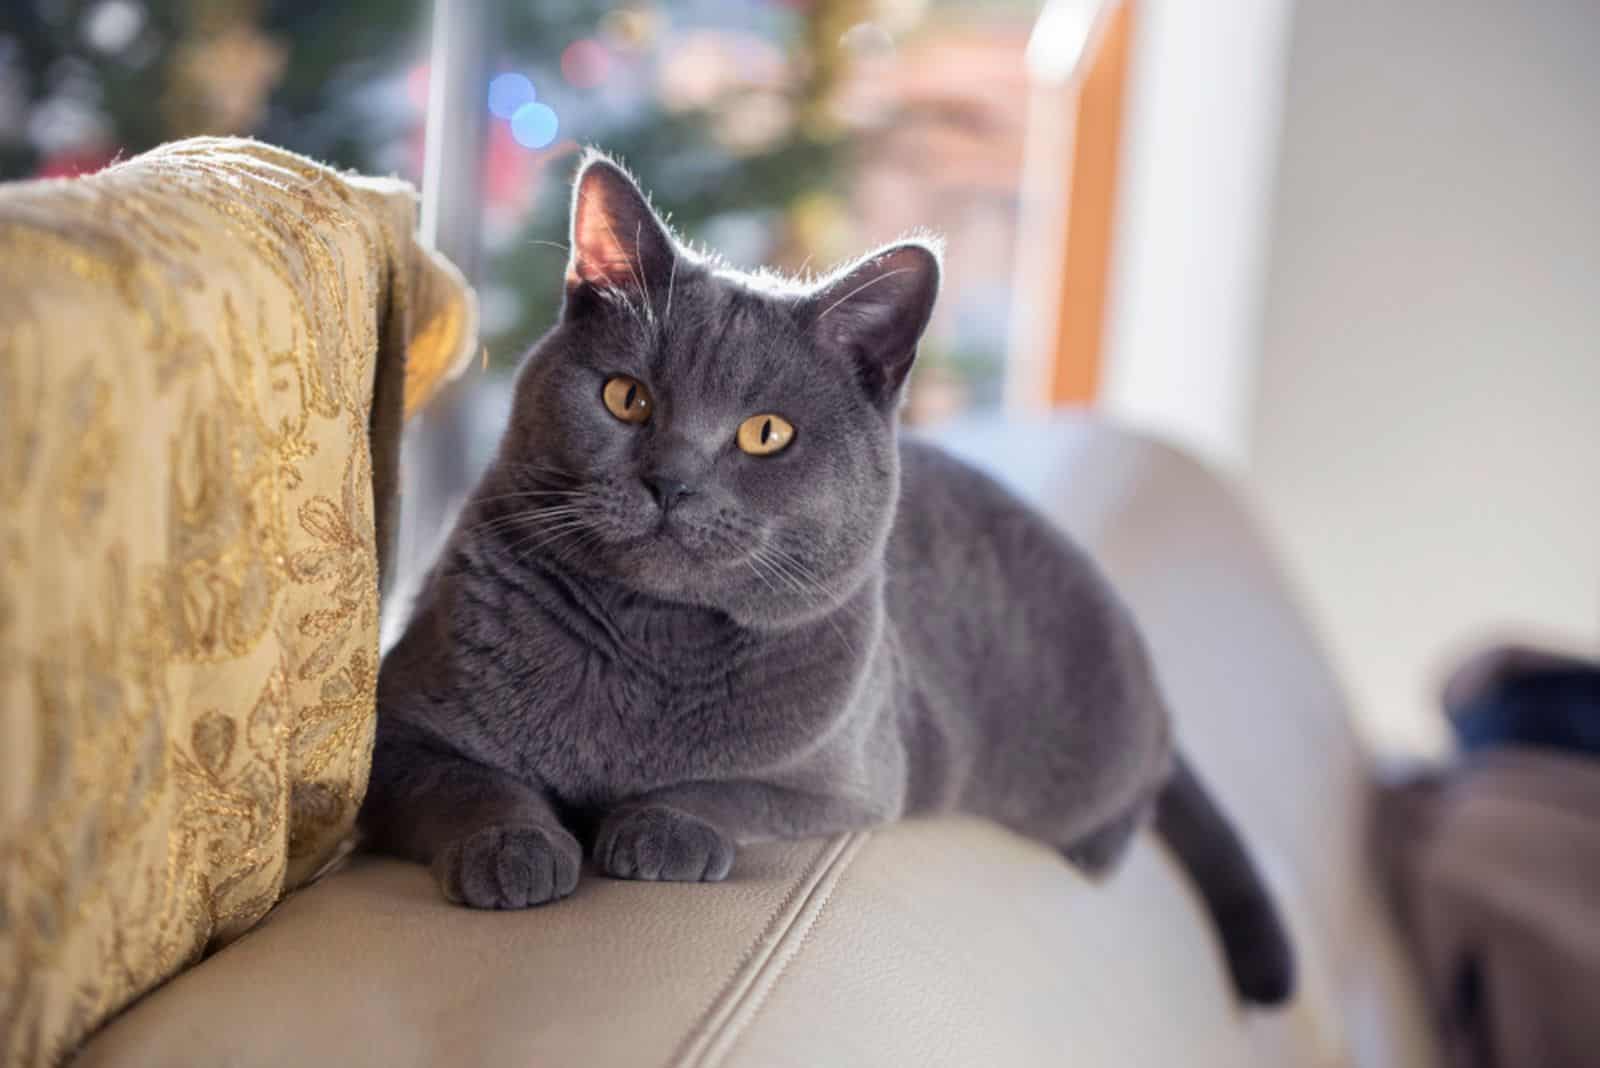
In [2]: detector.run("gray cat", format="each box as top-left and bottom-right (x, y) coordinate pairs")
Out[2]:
(360, 155), (1294, 1005)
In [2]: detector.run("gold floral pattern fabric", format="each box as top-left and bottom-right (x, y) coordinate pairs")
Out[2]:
(0, 137), (476, 1066)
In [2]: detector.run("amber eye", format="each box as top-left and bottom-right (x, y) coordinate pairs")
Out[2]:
(602, 375), (652, 424)
(736, 414), (795, 456)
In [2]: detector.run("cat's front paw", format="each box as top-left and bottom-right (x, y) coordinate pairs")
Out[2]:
(596, 803), (735, 882)
(434, 822), (582, 909)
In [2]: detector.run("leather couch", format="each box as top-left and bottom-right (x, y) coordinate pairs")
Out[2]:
(75, 416), (1439, 1067)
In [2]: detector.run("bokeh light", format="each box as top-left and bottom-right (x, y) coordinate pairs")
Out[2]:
(84, 0), (146, 54)
(406, 63), (430, 109)
(488, 73), (536, 118)
(840, 23), (895, 63)
(560, 39), (612, 90)
(509, 101), (559, 149)
(713, 92), (792, 156)
(657, 31), (786, 113)
(600, 7), (662, 53)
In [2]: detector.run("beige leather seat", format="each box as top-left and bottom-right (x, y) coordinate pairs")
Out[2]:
(75, 417), (1437, 1067)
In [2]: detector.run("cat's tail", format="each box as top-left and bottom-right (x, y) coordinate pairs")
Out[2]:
(1154, 754), (1296, 1006)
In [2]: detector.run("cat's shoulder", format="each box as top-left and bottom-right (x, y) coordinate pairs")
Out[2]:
(893, 435), (1042, 544)
(897, 435), (1024, 509)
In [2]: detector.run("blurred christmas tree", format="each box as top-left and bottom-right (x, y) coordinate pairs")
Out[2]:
(475, 0), (859, 362)
(0, 1), (422, 177)
(0, 0), (857, 363)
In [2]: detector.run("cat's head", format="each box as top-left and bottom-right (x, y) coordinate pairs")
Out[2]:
(493, 153), (940, 629)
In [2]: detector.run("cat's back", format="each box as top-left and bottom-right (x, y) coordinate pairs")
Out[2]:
(885, 437), (1170, 826)
(887, 437), (1103, 650)
(888, 435), (1158, 685)
(888, 436), (1088, 612)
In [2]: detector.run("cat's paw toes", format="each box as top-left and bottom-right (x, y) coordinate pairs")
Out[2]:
(596, 804), (735, 882)
(434, 823), (581, 909)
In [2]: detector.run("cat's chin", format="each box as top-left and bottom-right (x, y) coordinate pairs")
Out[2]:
(567, 528), (726, 601)
(581, 542), (796, 629)
(556, 517), (846, 627)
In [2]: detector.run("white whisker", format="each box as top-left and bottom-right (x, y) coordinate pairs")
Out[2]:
(596, 212), (652, 324)
(635, 220), (655, 319)
(472, 489), (588, 505)
(664, 253), (678, 328)
(753, 545), (856, 657)
(506, 517), (595, 562)
(816, 268), (915, 322)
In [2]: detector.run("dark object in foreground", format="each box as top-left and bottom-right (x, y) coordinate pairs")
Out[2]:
(1381, 647), (1600, 1068)
(1446, 647), (1600, 757)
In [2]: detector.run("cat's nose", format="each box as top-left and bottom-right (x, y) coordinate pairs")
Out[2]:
(642, 474), (694, 511)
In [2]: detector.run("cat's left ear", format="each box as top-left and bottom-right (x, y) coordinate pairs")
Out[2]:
(804, 241), (942, 409)
(564, 153), (676, 312)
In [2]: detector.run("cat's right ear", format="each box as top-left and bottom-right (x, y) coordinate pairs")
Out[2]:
(562, 152), (676, 321)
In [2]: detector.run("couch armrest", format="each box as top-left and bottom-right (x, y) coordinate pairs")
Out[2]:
(78, 821), (1328, 1068)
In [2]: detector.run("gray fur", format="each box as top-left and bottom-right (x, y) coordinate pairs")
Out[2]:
(360, 155), (1293, 1004)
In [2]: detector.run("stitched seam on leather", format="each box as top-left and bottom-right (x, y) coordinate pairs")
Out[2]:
(669, 832), (864, 1068)
(685, 831), (868, 1068)
(700, 832), (867, 1068)
(667, 835), (840, 1067)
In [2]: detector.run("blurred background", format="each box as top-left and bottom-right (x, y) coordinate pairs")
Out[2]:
(4, 0), (1595, 758)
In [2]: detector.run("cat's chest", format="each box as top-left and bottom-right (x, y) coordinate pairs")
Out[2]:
(508, 610), (853, 807)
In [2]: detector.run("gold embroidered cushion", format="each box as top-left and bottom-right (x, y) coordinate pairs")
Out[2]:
(0, 137), (476, 1066)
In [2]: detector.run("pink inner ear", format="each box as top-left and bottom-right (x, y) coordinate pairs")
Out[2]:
(567, 180), (638, 289)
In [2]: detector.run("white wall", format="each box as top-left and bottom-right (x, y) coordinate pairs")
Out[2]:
(1248, 0), (1600, 754)
(1098, 0), (1295, 471)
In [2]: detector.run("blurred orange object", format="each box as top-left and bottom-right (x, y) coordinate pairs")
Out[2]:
(1050, 1), (1134, 406)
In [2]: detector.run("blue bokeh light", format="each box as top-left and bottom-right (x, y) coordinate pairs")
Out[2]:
(488, 73), (536, 118)
(510, 102), (560, 149)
